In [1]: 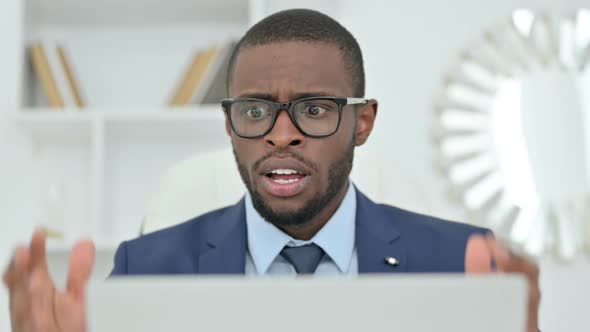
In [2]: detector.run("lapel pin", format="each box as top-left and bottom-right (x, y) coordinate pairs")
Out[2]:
(385, 256), (399, 266)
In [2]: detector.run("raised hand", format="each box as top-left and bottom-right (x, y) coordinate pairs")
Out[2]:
(3, 229), (95, 332)
(466, 233), (541, 332)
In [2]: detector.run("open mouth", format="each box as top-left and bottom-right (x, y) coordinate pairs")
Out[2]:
(265, 169), (308, 184)
(261, 168), (311, 197)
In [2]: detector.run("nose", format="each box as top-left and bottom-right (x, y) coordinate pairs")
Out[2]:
(264, 110), (304, 148)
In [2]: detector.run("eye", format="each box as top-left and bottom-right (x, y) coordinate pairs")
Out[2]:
(243, 106), (269, 119)
(303, 105), (328, 117)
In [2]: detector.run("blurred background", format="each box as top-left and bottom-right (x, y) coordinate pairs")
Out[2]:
(1, 0), (589, 331)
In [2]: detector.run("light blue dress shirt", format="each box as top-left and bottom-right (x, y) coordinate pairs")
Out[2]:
(244, 182), (358, 276)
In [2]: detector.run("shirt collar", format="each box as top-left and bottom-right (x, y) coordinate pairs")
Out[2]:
(245, 182), (357, 275)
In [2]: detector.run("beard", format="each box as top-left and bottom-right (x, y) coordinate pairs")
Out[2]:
(234, 138), (355, 229)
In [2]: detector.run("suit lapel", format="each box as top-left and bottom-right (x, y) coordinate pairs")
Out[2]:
(195, 191), (408, 274)
(197, 199), (248, 274)
(355, 191), (408, 273)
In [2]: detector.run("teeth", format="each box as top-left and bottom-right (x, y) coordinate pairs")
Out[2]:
(271, 169), (299, 175)
(272, 178), (300, 184)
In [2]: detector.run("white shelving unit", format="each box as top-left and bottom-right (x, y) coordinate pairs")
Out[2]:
(12, 107), (228, 243)
(3, 0), (254, 250)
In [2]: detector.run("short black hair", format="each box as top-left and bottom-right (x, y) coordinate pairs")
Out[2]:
(227, 9), (365, 97)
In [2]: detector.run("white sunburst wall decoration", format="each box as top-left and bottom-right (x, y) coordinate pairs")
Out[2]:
(433, 8), (590, 260)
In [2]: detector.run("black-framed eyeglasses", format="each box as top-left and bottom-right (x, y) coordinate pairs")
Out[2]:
(221, 96), (368, 138)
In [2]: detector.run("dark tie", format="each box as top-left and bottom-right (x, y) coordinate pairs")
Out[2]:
(280, 243), (326, 274)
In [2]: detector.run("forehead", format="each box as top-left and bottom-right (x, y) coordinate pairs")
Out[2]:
(229, 41), (354, 100)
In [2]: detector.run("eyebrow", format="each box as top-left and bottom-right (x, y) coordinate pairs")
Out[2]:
(236, 91), (339, 101)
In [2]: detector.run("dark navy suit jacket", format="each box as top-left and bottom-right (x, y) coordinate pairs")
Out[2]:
(110, 190), (490, 275)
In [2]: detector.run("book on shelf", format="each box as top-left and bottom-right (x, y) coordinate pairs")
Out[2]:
(199, 40), (237, 104)
(57, 45), (85, 108)
(30, 43), (64, 108)
(168, 40), (237, 107)
(29, 41), (85, 109)
(169, 47), (218, 106)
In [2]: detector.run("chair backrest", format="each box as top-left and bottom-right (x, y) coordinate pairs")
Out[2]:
(142, 148), (245, 233)
(142, 147), (386, 234)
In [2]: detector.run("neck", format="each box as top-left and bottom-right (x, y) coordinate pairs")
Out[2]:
(278, 182), (350, 241)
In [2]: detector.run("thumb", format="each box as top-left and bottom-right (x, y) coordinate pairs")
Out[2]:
(465, 233), (493, 273)
(66, 239), (95, 300)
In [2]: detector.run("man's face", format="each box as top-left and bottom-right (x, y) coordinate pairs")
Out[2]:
(227, 41), (375, 228)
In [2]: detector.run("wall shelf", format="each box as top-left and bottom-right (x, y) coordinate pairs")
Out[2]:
(10, 105), (230, 241)
(28, 0), (250, 26)
(16, 106), (225, 122)
(13, 106), (227, 141)
(12, 110), (93, 143)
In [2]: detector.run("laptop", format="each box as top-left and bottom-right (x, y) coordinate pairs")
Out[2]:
(87, 275), (527, 332)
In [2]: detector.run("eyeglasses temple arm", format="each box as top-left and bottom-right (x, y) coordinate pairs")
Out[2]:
(346, 98), (368, 105)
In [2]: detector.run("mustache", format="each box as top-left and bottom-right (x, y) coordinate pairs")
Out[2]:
(252, 149), (319, 174)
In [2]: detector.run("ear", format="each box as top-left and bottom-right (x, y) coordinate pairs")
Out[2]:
(355, 99), (378, 146)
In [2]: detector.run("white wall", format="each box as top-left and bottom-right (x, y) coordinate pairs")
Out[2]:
(340, 0), (588, 218)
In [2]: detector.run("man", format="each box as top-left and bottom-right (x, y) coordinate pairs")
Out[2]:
(4, 9), (540, 332)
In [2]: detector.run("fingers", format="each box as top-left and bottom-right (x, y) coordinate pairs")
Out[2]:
(67, 239), (95, 300)
(465, 234), (493, 273)
(5, 246), (32, 331)
(29, 228), (49, 276)
(465, 234), (541, 288)
(483, 235), (538, 276)
(4, 228), (50, 289)
(29, 267), (58, 331)
(3, 246), (30, 289)
(483, 234), (510, 272)
(5, 232), (55, 332)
